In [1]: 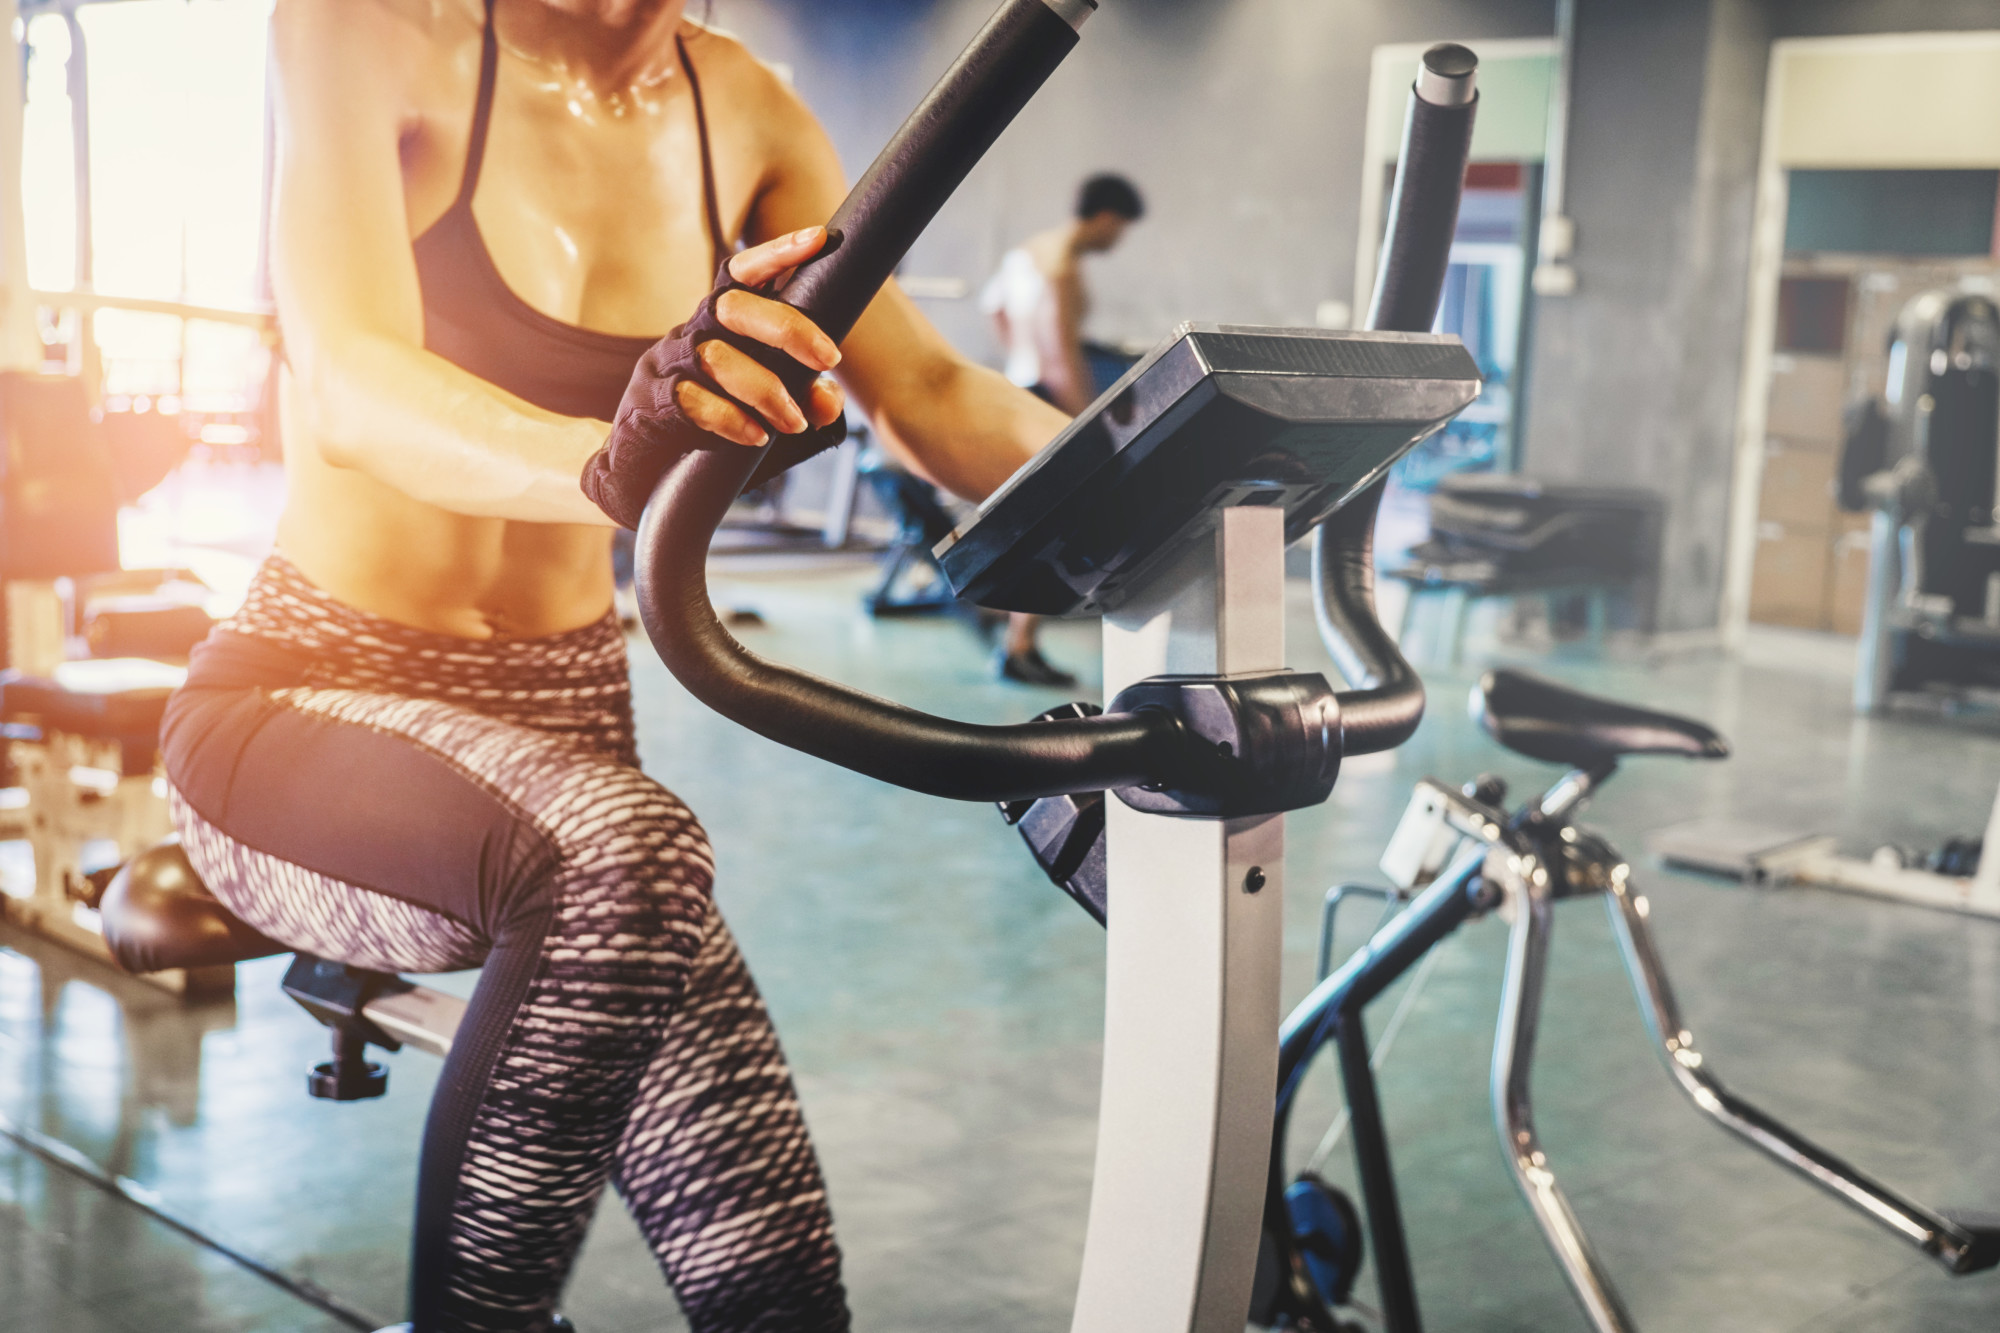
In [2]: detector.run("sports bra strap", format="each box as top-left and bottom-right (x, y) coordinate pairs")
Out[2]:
(456, 1), (729, 266)
(678, 34), (731, 270)
(455, 0), (503, 209)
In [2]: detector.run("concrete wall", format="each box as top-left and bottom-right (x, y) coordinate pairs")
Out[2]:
(1515, 0), (2000, 634)
(1771, 34), (2000, 168)
(1776, 0), (2000, 39)
(715, 0), (2000, 635)
(1521, 0), (1771, 634)
(715, 0), (1554, 358)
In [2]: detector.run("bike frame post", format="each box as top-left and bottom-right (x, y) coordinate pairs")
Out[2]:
(1272, 848), (1489, 1333)
(1336, 1013), (1423, 1332)
(1073, 505), (1287, 1333)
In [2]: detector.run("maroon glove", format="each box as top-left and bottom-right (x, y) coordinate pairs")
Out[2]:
(583, 258), (847, 530)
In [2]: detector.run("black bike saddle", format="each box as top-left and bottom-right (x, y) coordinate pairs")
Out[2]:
(1472, 668), (1730, 769)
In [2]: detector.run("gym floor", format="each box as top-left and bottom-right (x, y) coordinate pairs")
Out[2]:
(5, 563), (2000, 1333)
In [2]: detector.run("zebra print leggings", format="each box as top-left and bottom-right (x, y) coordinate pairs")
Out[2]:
(159, 556), (850, 1333)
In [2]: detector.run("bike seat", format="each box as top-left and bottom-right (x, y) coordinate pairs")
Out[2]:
(97, 838), (286, 974)
(1473, 669), (1729, 768)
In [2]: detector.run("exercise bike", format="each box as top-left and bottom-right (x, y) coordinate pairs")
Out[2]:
(71, 9), (1485, 1332)
(1246, 670), (2000, 1333)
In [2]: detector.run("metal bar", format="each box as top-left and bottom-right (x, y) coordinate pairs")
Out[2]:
(1603, 872), (1995, 1273)
(62, 7), (88, 289)
(1337, 1012), (1424, 1333)
(0, 0), (35, 372)
(1534, 766), (1599, 824)
(1492, 866), (1636, 1333)
(1533, 0), (1577, 296)
(28, 286), (275, 329)
(1281, 846), (1487, 1089)
(0, 1111), (383, 1330)
(1855, 509), (1902, 714)
(1316, 883), (1398, 982)
(1783, 846), (2000, 922)
(1304, 944), (1446, 1178)
(819, 438), (862, 549)
(253, 32), (277, 307)
(1269, 852), (1487, 1333)
(363, 985), (465, 1059)
(1539, 0), (1574, 236)
(1972, 782), (2000, 909)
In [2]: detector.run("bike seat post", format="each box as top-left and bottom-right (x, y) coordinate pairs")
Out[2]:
(1526, 761), (1615, 831)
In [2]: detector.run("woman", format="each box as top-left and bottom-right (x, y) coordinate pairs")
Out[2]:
(160, 1), (1068, 1330)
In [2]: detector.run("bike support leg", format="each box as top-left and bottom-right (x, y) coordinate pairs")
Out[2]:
(1492, 866), (1638, 1333)
(1605, 870), (2000, 1274)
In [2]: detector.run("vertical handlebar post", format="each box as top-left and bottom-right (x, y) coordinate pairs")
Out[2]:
(782, 0), (1094, 343)
(1317, 43), (1478, 756)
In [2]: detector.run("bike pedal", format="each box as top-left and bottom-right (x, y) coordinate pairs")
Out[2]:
(1285, 1172), (1365, 1309)
(1941, 1210), (2000, 1272)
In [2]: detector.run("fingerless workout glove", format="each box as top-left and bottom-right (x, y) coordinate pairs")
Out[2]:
(583, 258), (848, 530)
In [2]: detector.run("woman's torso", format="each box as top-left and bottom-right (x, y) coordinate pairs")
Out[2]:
(276, 0), (761, 639)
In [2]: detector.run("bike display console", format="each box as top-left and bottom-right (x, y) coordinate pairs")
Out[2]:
(937, 324), (1481, 614)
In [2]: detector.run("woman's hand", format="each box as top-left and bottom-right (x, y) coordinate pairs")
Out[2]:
(675, 226), (847, 446)
(583, 225), (856, 528)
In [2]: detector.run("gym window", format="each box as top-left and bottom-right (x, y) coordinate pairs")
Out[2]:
(19, 0), (274, 440)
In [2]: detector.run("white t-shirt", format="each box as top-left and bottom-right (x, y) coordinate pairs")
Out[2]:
(980, 248), (1053, 390)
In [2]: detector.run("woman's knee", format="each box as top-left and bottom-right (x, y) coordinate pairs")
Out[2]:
(537, 763), (715, 953)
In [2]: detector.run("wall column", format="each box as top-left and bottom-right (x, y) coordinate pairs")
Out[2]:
(1520, 0), (1770, 635)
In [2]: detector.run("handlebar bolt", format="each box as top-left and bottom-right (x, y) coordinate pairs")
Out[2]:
(1216, 741), (1234, 757)
(1467, 773), (1508, 807)
(1243, 866), (1267, 894)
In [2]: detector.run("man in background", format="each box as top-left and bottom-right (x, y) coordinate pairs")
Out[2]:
(981, 172), (1144, 685)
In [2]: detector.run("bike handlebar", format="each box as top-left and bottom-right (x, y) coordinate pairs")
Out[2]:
(634, 436), (1197, 801)
(1320, 43), (1478, 755)
(633, 18), (1476, 801)
(635, 0), (1219, 803)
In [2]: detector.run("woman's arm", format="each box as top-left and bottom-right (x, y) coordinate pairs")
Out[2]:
(839, 291), (1066, 499)
(271, 0), (612, 525)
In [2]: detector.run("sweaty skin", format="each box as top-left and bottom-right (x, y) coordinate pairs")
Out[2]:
(272, 0), (1068, 639)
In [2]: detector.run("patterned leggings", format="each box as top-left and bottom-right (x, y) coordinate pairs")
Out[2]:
(160, 557), (849, 1333)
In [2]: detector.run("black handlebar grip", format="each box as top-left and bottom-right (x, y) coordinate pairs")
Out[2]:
(1322, 43), (1478, 756)
(633, 442), (1192, 801)
(1367, 43), (1478, 335)
(1314, 479), (1424, 755)
(781, 0), (1095, 344)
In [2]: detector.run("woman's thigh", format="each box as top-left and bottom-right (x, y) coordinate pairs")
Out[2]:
(165, 681), (708, 971)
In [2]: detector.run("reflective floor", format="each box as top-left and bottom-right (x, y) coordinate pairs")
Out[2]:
(5, 562), (2000, 1332)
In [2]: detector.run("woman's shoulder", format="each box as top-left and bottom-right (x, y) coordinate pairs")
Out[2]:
(275, 0), (479, 88)
(680, 22), (819, 131)
(278, 0), (477, 42)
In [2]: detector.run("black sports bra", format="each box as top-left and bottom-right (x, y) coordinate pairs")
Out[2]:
(412, 0), (729, 421)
